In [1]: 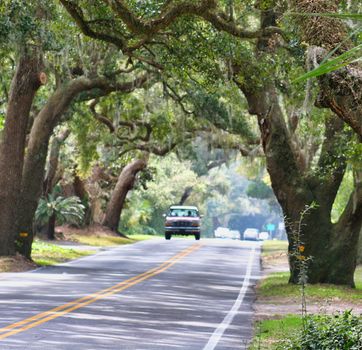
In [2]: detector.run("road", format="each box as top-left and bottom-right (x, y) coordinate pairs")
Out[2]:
(0, 239), (261, 350)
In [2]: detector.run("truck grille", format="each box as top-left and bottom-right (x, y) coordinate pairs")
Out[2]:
(172, 221), (192, 227)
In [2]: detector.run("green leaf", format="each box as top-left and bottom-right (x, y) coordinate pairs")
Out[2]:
(293, 44), (362, 83)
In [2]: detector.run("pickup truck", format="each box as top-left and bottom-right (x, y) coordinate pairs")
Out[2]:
(164, 205), (201, 240)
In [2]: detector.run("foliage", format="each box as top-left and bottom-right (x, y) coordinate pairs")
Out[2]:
(35, 194), (85, 226)
(277, 311), (362, 350)
(246, 180), (274, 199)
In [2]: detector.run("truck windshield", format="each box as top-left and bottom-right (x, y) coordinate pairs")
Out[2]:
(169, 209), (198, 217)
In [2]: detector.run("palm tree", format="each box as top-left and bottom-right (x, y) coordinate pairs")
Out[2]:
(35, 195), (85, 240)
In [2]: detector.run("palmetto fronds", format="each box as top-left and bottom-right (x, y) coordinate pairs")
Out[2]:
(35, 194), (85, 226)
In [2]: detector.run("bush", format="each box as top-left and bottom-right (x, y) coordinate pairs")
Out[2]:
(278, 311), (362, 350)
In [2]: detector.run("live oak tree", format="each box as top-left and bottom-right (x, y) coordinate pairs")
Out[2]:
(0, 2), (148, 257)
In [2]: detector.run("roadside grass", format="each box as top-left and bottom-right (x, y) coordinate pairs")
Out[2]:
(259, 240), (362, 302)
(249, 315), (302, 350)
(259, 269), (362, 302)
(31, 240), (93, 266)
(250, 241), (362, 349)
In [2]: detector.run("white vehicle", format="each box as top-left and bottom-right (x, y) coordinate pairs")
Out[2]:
(243, 228), (259, 241)
(258, 231), (270, 241)
(214, 227), (231, 239)
(229, 230), (241, 240)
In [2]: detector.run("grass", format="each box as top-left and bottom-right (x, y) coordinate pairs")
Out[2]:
(258, 269), (362, 302)
(31, 240), (93, 266)
(28, 233), (158, 267)
(249, 315), (302, 350)
(259, 240), (362, 302)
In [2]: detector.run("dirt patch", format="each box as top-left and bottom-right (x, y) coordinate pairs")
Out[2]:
(0, 254), (37, 273)
(255, 296), (362, 321)
(262, 252), (289, 274)
(55, 224), (119, 239)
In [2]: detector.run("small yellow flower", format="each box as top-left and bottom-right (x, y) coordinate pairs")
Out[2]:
(297, 255), (305, 261)
(298, 245), (305, 253)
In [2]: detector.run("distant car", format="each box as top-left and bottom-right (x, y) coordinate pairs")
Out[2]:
(164, 205), (201, 240)
(258, 231), (270, 241)
(229, 230), (241, 240)
(243, 228), (259, 241)
(214, 228), (240, 240)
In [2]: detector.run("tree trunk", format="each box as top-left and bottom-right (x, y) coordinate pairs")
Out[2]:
(16, 82), (86, 258)
(0, 49), (44, 256)
(43, 129), (71, 196)
(238, 79), (361, 286)
(73, 174), (91, 225)
(47, 213), (57, 240)
(102, 158), (148, 232)
(179, 186), (193, 205)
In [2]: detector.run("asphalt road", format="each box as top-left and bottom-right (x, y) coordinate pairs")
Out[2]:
(0, 239), (261, 350)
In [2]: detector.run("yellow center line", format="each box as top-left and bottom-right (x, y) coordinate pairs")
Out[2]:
(0, 243), (198, 334)
(0, 243), (203, 340)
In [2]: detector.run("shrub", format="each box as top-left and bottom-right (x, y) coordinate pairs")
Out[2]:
(277, 311), (362, 350)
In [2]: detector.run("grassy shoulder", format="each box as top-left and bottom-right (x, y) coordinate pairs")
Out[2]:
(33, 233), (160, 265)
(250, 240), (362, 349)
(259, 240), (362, 302)
(259, 268), (362, 302)
(31, 240), (93, 266)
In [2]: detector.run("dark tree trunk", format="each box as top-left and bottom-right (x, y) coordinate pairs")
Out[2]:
(102, 158), (148, 232)
(47, 213), (57, 240)
(179, 186), (193, 205)
(0, 49), (44, 256)
(73, 174), (92, 225)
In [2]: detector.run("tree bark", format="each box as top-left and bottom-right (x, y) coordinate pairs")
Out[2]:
(179, 186), (193, 205)
(46, 213), (57, 240)
(102, 158), (148, 232)
(43, 129), (71, 196)
(0, 49), (44, 256)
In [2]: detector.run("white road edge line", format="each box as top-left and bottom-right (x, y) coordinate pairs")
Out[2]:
(203, 246), (256, 350)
